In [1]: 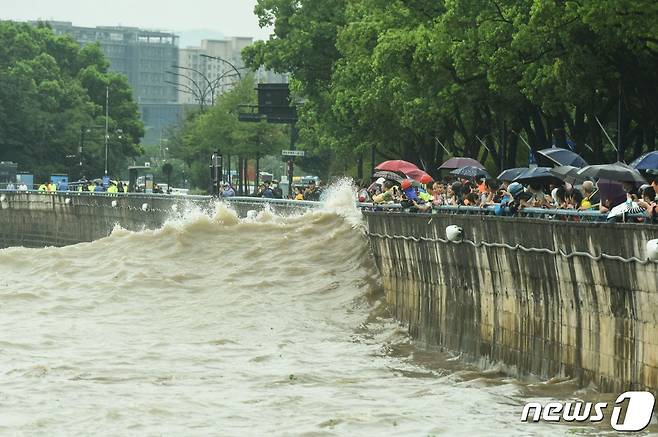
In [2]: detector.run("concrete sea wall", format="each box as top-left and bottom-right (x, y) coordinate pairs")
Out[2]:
(364, 211), (658, 392)
(1, 191), (657, 392)
(0, 191), (315, 248)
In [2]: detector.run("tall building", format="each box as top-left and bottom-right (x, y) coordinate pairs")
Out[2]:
(177, 38), (288, 106)
(35, 21), (184, 144)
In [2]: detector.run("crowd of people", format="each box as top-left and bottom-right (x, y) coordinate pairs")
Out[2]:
(218, 179), (323, 201)
(359, 172), (658, 222)
(2, 179), (172, 194)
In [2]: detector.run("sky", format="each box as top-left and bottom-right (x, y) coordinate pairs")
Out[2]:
(0, 0), (272, 44)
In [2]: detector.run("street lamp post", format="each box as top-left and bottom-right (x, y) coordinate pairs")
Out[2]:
(79, 124), (122, 179)
(167, 63), (244, 109)
(199, 54), (244, 81)
(104, 85), (109, 175)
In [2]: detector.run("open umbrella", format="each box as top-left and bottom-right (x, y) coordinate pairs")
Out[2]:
(549, 165), (589, 185)
(439, 157), (485, 170)
(374, 160), (431, 182)
(497, 167), (528, 182)
(577, 163), (646, 184)
(514, 167), (562, 185)
(405, 168), (433, 183)
(607, 201), (646, 220)
(375, 160), (420, 174)
(537, 148), (588, 168)
(450, 166), (490, 179)
(372, 170), (404, 183)
(597, 179), (627, 208)
(630, 151), (658, 170)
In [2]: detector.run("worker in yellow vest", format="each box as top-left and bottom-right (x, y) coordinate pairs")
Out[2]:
(107, 183), (118, 194)
(87, 182), (95, 192)
(38, 182), (48, 191)
(47, 182), (57, 192)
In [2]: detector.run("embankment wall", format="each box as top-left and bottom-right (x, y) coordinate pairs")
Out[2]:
(364, 211), (658, 392)
(0, 191), (312, 248)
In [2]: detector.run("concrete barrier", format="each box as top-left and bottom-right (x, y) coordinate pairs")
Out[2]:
(0, 191), (316, 248)
(364, 211), (658, 392)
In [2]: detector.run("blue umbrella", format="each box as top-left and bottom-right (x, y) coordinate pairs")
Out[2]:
(497, 167), (528, 181)
(630, 151), (658, 170)
(537, 148), (588, 168)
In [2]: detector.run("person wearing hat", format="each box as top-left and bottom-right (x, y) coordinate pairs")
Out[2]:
(495, 182), (524, 216)
(400, 179), (431, 212)
(221, 183), (235, 197)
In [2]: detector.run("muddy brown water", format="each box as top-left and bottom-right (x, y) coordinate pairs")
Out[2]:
(0, 185), (654, 435)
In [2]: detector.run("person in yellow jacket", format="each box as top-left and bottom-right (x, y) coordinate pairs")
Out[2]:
(38, 182), (48, 191)
(107, 183), (118, 193)
(87, 182), (95, 192)
(47, 182), (56, 192)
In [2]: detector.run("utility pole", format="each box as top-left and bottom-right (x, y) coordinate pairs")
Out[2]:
(617, 78), (623, 162)
(104, 85), (109, 175)
(79, 126), (85, 177)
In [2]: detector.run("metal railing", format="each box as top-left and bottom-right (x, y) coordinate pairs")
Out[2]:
(0, 189), (653, 224)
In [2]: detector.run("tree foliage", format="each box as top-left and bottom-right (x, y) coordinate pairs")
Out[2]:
(245, 0), (658, 176)
(167, 75), (289, 190)
(0, 22), (144, 181)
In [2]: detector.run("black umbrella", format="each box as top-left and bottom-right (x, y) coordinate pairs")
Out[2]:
(537, 148), (588, 168)
(372, 170), (404, 183)
(497, 167), (528, 182)
(576, 163), (646, 184)
(549, 165), (589, 185)
(450, 166), (490, 179)
(514, 167), (563, 185)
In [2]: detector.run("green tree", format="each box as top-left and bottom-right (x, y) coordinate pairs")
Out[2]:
(167, 75), (288, 190)
(245, 0), (658, 177)
(0, 22), (144, 182)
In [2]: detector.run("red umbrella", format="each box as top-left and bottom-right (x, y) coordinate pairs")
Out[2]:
(419, 174), (434, 185)
(375, 160), (420, 174)
(438, 157), (485, 170)
(405, 168), (433, 183)
(375, 160), (432, 182)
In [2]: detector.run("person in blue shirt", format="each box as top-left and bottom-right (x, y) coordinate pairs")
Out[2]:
(495, 182), (523, 216)
(221, 183), (235, 197)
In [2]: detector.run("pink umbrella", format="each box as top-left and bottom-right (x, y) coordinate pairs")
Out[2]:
(438, 157), (485, 170)
(375, 160), (421, 174)
(375, 160), (433, 183)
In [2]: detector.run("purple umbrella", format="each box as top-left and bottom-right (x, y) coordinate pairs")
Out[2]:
(597, 179), (627, 208)
(438, 157), (485, 170)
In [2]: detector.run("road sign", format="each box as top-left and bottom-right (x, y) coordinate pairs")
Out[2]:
(282, 150), (305, 157)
